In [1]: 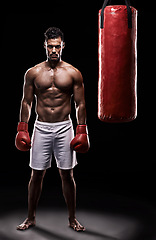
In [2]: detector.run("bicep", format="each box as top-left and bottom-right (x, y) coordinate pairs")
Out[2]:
(22, 70), (34, 105)
(73, 72), (85, 107)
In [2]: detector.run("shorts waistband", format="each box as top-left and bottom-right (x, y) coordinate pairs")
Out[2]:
(35, 119), (72, 127)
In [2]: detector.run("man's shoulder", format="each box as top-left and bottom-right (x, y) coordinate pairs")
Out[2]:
(25, 61), (46, 80)
(62, 61), (82, 81)
(62, 61), (79, 72)
(27, 61), (46, 74)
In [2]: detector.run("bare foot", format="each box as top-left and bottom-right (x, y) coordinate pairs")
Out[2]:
(69, 218), (85, 232)
(16, 218), (36, 231)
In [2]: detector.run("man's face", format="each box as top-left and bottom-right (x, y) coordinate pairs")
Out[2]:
(45, 37), (64, 62)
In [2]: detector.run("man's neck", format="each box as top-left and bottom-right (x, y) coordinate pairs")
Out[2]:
(47, 59), (62, 69)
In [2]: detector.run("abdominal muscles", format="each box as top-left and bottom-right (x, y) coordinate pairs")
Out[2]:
(35, 89), (72, 123)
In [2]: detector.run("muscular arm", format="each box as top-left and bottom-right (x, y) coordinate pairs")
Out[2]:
(19, 69), (34, 123)
(73, 70), (86, 125)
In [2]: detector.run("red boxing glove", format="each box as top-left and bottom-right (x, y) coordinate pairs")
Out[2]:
(15, 122), (31, 151)
(70, 125), (90, 153)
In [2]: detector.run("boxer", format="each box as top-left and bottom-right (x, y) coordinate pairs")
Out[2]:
(15, 27), (89, 232)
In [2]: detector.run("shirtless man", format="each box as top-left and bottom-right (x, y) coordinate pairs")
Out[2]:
(15, 27), (90, 232)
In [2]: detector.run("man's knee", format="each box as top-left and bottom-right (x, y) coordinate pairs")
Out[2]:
(59, 169), (74, 182)
(30, 169), (46, 184)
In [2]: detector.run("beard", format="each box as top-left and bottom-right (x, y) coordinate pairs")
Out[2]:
(49, 54), (59, 61)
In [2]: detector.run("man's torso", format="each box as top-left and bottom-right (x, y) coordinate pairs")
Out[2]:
(32, 61), (75, 123)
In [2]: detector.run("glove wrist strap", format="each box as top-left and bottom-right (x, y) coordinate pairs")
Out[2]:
(76, 125), (87, 134)
(17, 122), (28, 132)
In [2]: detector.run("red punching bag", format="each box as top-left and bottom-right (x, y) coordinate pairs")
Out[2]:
(98, 0), (137, 122)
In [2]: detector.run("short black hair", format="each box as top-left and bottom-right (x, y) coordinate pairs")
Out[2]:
(44, 27), (64, 41)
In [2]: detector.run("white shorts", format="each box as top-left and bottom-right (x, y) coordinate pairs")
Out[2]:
(30, 119), (77, 170)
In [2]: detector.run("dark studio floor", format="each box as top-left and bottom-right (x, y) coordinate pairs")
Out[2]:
(1, 171), (156, 240)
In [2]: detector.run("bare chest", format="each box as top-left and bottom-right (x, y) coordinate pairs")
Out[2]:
(34, 68), (73, 93)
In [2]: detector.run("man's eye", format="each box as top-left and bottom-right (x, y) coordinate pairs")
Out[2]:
(56, 45), (61, 49)
(47, 45), (53, 49)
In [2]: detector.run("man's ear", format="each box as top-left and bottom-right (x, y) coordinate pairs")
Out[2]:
(44, 41), (47, 49)
(62, 42), (65, 49)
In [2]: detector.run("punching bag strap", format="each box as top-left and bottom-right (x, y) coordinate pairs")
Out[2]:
(100, 0), (132, 29)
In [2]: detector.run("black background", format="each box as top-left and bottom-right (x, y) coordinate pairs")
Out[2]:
(1, 0), (155, 214)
